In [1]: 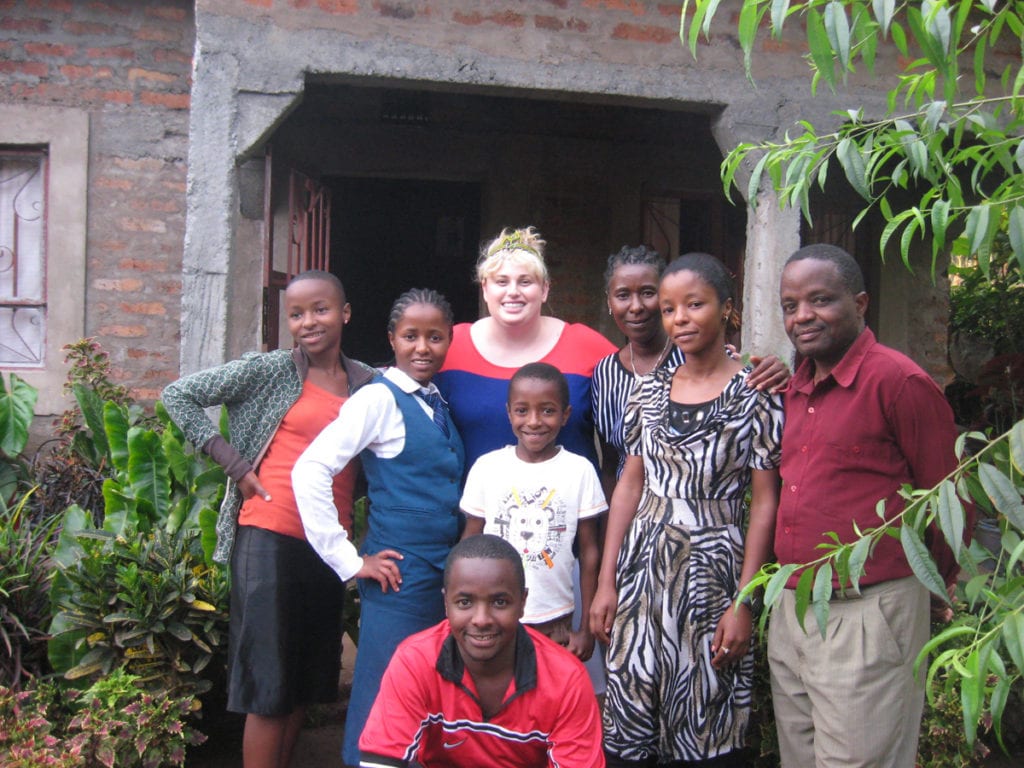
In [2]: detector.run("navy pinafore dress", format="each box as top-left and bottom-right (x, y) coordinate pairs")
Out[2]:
(342, 376), (464, 764)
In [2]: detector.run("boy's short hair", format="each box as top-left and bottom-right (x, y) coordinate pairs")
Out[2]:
(444, 534), (526, 594)
(508, 362), (570, 409)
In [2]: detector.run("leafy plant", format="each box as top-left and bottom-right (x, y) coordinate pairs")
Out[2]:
(46, 387), (230, 697)
(0, 681), (79, 768)
(681, 0), (1024, 276)
(948, 230), (1024, 432)
(51, 389), (225, 553)
(48, 514), (229, 699)
(950, 234), (1024, 355)
(919, 659), (994, 766)
(0, 372), (38, 506)
(0, 494), (61, 689)
(66, 668), (205, 768)
(56, 338), (137, 449)
(34, 339), (153, 525)
(0, 672), (206, 768)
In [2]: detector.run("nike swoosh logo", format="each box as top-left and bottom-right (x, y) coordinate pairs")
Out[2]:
(443, 740), (465, 749)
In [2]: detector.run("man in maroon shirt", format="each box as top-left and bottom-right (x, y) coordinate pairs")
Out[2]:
(769, 244), (961, 768)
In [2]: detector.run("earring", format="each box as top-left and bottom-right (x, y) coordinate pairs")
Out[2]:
(608, 308), (612, 315)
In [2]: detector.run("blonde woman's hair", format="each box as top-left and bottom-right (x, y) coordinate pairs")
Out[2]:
(475, 226), (549, 284)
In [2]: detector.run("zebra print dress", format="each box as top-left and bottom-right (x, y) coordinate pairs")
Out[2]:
(603, 365), (783, 763)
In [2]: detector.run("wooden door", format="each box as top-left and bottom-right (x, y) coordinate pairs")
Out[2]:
(261, 145), (332, 350)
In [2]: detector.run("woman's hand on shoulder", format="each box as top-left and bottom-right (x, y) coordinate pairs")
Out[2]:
(357, 549), (404, 593)
(745, 354), (790, 393)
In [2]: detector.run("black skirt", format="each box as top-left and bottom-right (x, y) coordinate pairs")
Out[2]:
(227, 525), (346, 716)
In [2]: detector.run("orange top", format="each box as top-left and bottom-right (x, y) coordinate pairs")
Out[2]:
(239, 381), (357, 540)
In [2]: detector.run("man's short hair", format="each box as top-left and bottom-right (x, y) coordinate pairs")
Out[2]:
(786, 244), (865, 294)
(444, 534), (526, 594)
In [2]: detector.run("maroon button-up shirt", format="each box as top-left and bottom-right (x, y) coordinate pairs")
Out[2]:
(777, 328), (961, 588)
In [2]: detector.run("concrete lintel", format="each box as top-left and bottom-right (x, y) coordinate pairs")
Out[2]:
(236, 91), (304, 164)
(202, 12), (800, 116)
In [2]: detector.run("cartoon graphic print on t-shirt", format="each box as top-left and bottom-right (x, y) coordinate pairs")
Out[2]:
(495, 486), (567, 570)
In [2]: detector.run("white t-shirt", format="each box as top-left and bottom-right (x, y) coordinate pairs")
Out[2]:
(460, 446), (608, 624)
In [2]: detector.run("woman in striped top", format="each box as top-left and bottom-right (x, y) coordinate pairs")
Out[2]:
(592, 245), (788, 479)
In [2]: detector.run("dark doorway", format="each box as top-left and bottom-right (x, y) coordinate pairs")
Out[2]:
(329, 177), (481, 366)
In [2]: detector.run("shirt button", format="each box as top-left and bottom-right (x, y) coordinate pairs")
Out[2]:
(790, 485), (797, 493)
(852, 446), (861, 454)
(784, 526), (792, 534)
(801, 445), (808, 453)
(808, 406), (815, 413)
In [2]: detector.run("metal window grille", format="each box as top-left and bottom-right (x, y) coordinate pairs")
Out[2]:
(0, 148), (47, 367)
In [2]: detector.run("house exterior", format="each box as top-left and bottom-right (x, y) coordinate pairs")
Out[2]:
(0, 0), (952, 420)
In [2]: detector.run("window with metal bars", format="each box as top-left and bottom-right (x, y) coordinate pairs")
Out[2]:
(0, 148), (47, 368)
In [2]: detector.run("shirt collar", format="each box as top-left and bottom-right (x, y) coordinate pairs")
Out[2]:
(382, 365), (441, 397)
(292, 347), (376, 391)
(792, 327), (876, 393)
(436, 623), (538, 698)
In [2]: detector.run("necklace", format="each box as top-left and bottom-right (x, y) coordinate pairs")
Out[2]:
(629, 337), (672, 378)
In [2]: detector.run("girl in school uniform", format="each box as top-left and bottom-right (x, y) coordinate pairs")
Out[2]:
(292, 287), (464, 767)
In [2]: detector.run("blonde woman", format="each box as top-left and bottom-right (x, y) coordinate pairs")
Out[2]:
(436, 226), (616, 471)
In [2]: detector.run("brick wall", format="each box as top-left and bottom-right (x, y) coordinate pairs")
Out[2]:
(0, 0), (193, 402)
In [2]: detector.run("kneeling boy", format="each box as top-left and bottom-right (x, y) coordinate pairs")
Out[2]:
(358, 534), (604, 768)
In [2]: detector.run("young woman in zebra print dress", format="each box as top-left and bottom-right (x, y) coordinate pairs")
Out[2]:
(591, 252), (784, 767)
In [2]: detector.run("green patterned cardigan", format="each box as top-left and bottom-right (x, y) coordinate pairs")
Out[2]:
(162, 347), (377, 564)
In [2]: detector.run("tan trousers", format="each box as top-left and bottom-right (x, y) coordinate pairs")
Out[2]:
(767, 576), (929, 768)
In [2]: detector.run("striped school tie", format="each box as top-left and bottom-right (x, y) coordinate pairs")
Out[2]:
(418, 390), (450, 438)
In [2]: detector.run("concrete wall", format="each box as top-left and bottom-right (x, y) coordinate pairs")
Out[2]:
(0, 0), (194, 408)
(185, 0), (906, 376)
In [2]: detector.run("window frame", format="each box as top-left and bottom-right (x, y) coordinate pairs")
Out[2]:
(0, 105), (88, 415)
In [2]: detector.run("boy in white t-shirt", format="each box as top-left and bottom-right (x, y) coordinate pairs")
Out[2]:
(460, 362), (607, 662)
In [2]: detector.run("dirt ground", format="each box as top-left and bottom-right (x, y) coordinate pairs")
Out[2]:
(186, 707), (346, 768)
(187, 639), (355, 768)
(185, 637), (1023, 768)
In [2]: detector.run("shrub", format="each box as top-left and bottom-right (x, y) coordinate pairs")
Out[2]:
(0, 681), (77, 768)
(0, 494), (61, 689)
(48, 517), (229, 699)
(0, 671), (205, 768)
(66, 669), (206, 768)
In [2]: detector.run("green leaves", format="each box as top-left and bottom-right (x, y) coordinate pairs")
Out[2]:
(900, 523), (949, 601)
(0, 374), (37, 458)
(681, 0), (1024, 275)
(47, 519), (229, 698)
(836, 137), (869, 199)
(978, 461), (1024, 529)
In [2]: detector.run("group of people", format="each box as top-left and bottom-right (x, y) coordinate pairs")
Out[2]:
(162, 226), (962, 768)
